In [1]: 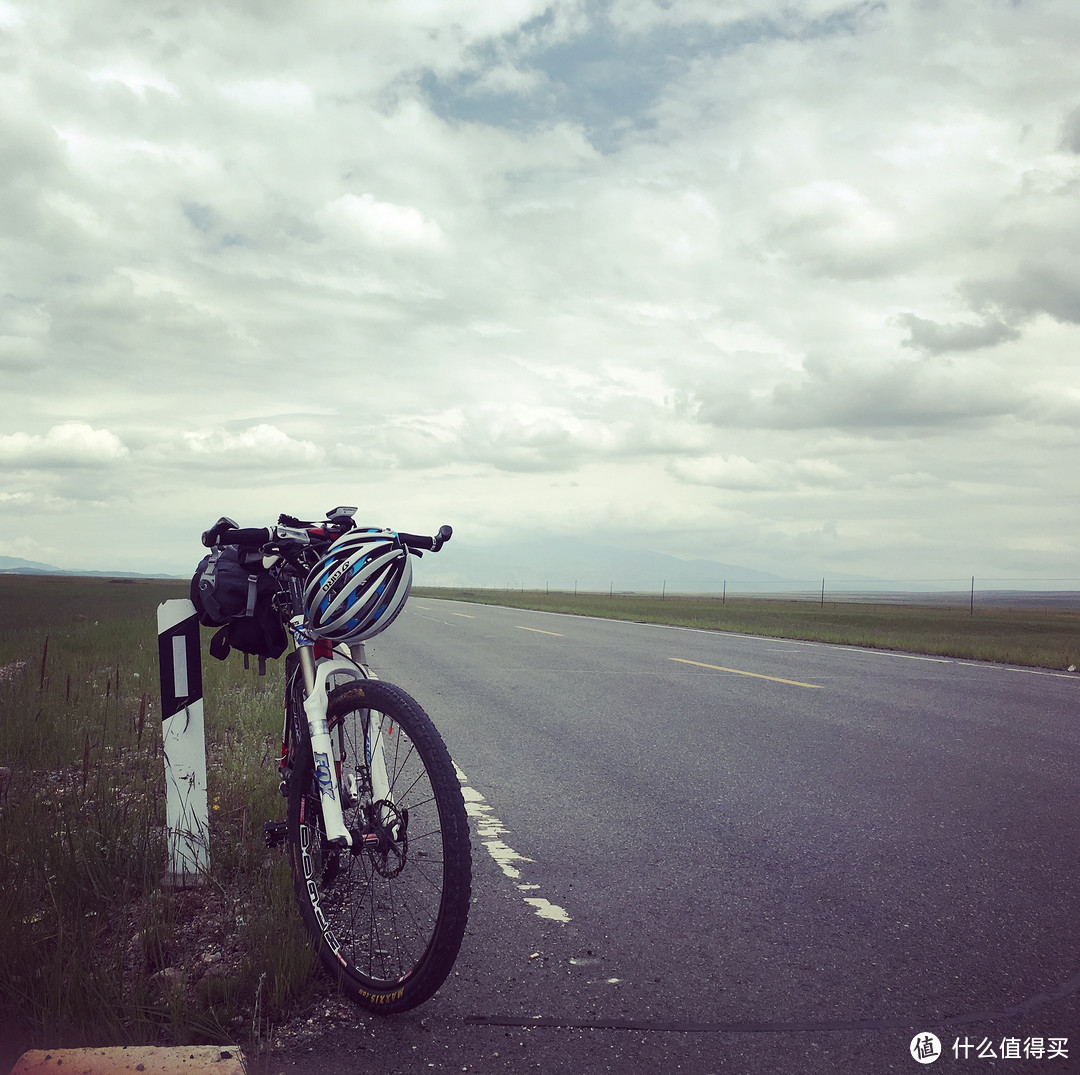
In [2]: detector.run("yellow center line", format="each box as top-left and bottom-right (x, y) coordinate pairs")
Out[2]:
(450, 612), (475, 618)
(516, 626), (564, 637)
(668, 657), (822, 689)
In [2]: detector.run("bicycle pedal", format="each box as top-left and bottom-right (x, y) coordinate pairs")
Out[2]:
(263, 821), (288, 847)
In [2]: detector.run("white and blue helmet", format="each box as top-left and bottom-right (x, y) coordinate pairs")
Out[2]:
(303, 528), (413, 642)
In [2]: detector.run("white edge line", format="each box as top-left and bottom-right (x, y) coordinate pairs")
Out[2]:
(453, 762), (571, 924)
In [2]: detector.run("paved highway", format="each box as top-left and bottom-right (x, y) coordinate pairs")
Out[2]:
(273, 598), (1080, 1073)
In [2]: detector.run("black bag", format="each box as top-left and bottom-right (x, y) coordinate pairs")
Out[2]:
(190, 546), (287, 669)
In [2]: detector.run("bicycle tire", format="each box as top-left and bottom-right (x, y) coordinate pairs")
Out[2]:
(286, 678), (471, 1013)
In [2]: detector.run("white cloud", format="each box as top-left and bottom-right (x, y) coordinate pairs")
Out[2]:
(670, 454), (850, 492)
(88, 66), (178, 97)
(767, 179), (914, 280)
(174, 425), (324, 468)
(322, 194), (447, 251)
(0, 423), (128, 467)
(219, 78), (315, 111)
(0, 0), (1077, 580)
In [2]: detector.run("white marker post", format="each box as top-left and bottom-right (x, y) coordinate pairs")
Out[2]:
(157, 599), (209, 880)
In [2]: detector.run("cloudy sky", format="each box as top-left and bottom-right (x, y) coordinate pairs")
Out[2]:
(2, 0), (1079, 585)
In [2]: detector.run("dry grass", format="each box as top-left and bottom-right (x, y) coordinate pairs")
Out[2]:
(0, 575), (317, 1062)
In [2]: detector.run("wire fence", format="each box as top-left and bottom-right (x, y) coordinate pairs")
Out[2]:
(447, 577), (1080, 612)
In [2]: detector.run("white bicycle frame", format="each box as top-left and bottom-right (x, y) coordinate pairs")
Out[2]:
(292, 630), (394, 849)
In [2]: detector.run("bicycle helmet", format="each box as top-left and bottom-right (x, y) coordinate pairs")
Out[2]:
(303, 528), (413, 642)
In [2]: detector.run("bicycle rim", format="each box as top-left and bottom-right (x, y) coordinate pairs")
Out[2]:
(287, 679), (471, 1012)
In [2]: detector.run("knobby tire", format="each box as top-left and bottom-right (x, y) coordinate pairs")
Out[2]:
(286, 678), (471, 1013)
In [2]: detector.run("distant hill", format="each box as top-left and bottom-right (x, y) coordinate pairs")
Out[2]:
(0, 555), (178, 580)
(0, 555), (65, 574)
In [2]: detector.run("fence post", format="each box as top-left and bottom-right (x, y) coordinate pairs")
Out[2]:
(156, 599), (210, 880)
(970, 576), (975, 616)
(821, 578), (825, 606)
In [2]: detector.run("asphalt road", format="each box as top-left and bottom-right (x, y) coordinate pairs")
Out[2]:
(270, 598), (1080, 1074)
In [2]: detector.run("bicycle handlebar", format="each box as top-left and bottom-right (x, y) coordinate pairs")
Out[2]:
(201, 517), (452, 554)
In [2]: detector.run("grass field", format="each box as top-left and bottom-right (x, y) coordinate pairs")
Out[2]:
(413, 587), (1080, 671)
(0, 575), (316, 1063)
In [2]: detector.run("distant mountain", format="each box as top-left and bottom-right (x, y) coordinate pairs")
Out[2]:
(0, 555), (178, 580)
(0, 555), (65, 574)
(412, 539), (786, 594)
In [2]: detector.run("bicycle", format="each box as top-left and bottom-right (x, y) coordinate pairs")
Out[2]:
(198, 507), (471, 1013)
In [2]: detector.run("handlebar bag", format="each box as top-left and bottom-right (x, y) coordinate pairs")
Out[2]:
(190, 547), (287, 664)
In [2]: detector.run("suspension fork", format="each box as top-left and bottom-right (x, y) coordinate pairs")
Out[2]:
(291, 620), (394, 849)
(291, 619), (354, 848)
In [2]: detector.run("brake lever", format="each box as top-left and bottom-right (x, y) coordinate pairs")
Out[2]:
(274, 524), (314, 545)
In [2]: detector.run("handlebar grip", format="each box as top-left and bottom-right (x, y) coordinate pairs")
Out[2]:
(398, 525), (453, 553)
(206, 526), (273, 548)
(398, 531), (435, 551)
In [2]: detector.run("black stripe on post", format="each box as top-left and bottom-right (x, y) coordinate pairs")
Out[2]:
(157, 613), (203, 720)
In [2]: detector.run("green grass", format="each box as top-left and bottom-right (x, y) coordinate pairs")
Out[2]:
(0, 575), (317, 1061)
(413, 587), (1080, 671)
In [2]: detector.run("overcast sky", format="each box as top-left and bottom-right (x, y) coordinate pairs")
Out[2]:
(2, 0), (1078, 585)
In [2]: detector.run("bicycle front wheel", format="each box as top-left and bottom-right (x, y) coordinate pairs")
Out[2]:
(286, 678), (471, 1013)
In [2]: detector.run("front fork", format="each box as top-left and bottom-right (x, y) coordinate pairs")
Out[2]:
(291, 620), (391, 849)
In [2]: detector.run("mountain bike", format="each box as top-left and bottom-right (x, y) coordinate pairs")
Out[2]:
(199, 507), (471, 1013)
